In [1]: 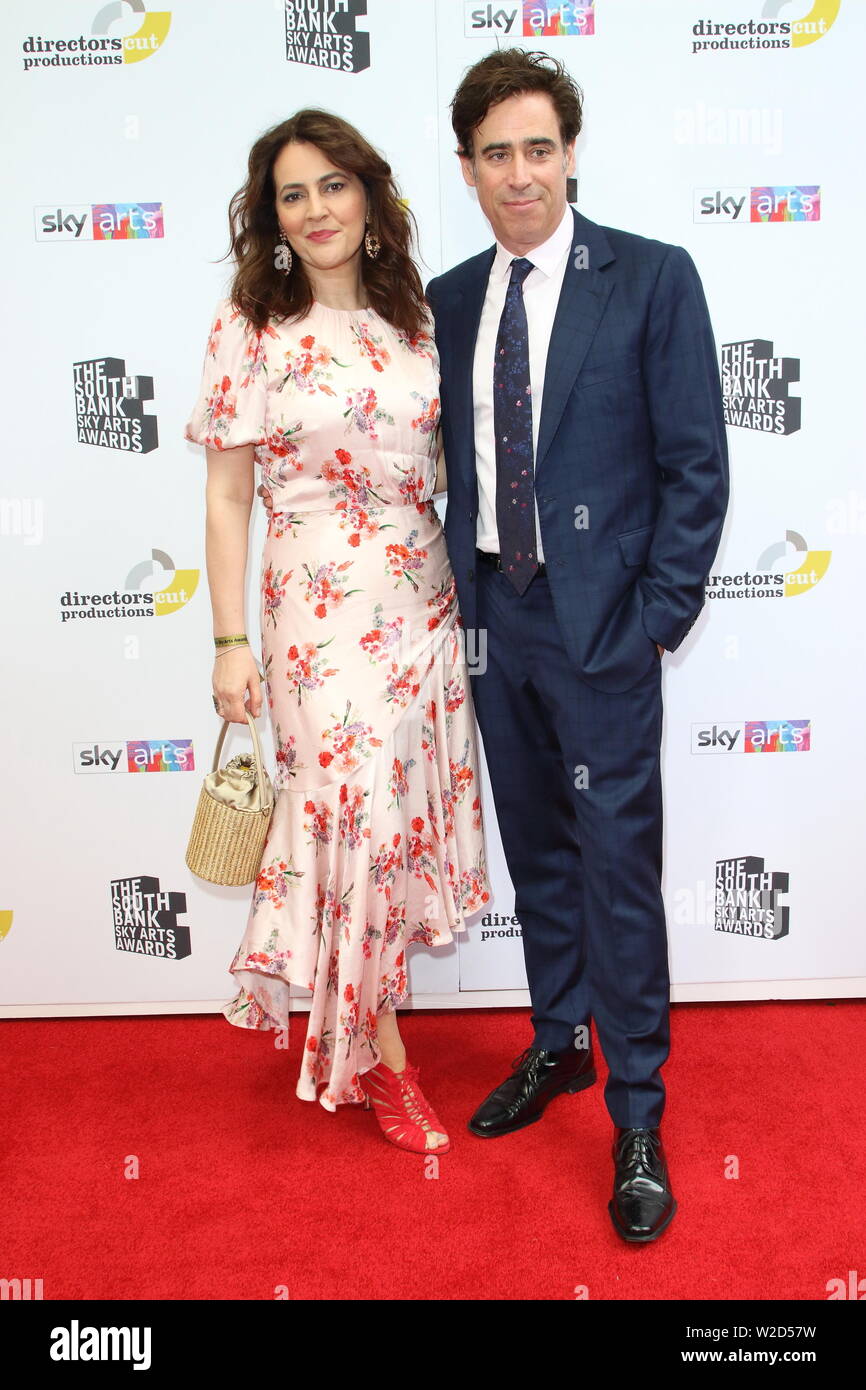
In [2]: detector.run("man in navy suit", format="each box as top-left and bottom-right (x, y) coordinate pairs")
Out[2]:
(423, 48), (728, 1242)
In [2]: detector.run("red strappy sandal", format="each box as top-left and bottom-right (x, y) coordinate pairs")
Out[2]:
(361, 1058), (451, 1155)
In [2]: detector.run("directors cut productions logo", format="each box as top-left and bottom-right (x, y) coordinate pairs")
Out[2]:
(722, 338), (801, 434)
(74, 356), (158, 452)
(706, 529), (831, 601)
(691, 0), (840, 53)
(59, 547), (199, 622)
(285, 0), (370, 71)
(692, 719), (811, 754)
(21, 0), (172, 69)
(111, 875), (190, 959)
(694, 186), (820, 222)
(479, 911), (523, 943)
(715, 856), (790, 940)
(465, 2), (595, 36)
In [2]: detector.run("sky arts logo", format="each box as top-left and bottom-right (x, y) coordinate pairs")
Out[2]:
(35, 204), (164, 241)
(694, 187), (820, 222)
(465, 3), (595, 37)
(74, 356), (157, 452)
(722, 338), (800, 434)
(706, 530), (831, 600)
(22, 1), (172, 71)
(74, 740), (195, 774)
(692, 720), (811, 754)
(59, 549), (199, 622)
(691, 0), (840, 53)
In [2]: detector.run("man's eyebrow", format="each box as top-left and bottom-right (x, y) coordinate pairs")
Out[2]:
(277, 170), (347, 192)
(478, 136), (557, 156)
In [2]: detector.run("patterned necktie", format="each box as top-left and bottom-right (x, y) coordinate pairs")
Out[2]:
(494, 256), (537, 594)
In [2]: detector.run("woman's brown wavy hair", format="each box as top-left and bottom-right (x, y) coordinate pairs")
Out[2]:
(220, 109), (428, 338)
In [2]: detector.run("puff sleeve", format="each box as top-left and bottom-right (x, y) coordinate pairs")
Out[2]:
(183, 296), (268, 452)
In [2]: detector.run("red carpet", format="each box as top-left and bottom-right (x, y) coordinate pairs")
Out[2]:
(3, 1000), (863, 1300)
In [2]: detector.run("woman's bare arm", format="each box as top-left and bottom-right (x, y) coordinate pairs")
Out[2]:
(204, 443), (262, 720)
(204, 444), (255, 635)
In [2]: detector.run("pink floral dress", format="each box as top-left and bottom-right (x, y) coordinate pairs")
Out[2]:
(184, 296), (491, 1110)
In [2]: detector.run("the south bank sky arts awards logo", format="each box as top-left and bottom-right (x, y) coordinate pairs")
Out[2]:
(715, 856), (790, 941)
(74, 355), (158, 453)
(21, 0), (171, 70)
(706, 529), (831, 600)
(722, 338), (801, 435)
(59, 548), (199, 622)
(285, 0), (370, 72)
(111, 875), (190, 959)
(465, 2), (595, 37)
(691, 0), (840, 53)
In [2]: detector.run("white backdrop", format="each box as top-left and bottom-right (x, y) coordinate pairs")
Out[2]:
(2, 0), (864, 1023)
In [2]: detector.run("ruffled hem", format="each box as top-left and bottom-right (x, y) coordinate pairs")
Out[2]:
(220, 643), (490, 1110)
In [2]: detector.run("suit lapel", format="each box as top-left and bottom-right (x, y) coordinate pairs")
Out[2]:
(446, 246), (495, 494)
(442, 210), (615, 491)
(534, 207), (616, 478)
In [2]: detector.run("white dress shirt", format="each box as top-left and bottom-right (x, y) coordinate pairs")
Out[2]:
(473, 203), (574, 563)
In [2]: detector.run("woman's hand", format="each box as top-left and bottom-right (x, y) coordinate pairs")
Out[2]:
(257, 481), (275, 516)
(434, 427), (446, 495)
(433, 427), (446, 495)
(212, 647), (263, 724)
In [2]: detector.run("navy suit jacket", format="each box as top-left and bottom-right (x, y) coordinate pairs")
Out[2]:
(425, 205), (730, 694)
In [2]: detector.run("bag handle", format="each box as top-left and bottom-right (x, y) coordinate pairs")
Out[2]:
(211, 665), (272, 813)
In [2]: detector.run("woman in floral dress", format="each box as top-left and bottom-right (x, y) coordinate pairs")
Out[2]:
(183, 110), (490, 1155)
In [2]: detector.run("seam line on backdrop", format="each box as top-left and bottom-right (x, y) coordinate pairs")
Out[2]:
(432, 0), (445, 282)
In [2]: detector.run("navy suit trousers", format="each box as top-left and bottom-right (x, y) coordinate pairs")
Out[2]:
(470, 560), (671, 1129)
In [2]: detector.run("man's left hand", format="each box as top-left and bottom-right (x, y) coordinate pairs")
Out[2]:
(657, 643), (664, 657)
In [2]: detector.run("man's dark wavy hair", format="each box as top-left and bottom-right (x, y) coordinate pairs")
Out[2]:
(451, 48), (583, 159)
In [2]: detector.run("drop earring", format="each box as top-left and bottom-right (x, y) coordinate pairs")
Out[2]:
(277, 229), (293, 275)
(364, 212), (380, 260)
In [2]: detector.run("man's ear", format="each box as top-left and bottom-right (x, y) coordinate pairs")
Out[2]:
(564, 140), (576, 177)
(458, 151), (476, 189)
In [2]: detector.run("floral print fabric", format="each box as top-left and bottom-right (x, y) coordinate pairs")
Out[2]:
(184, 297), (490, 1109)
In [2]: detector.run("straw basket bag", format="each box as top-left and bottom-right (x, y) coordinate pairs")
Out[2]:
(185, 708), (275, 886)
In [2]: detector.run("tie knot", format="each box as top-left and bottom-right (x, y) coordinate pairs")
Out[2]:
(509, 257), (534, 288)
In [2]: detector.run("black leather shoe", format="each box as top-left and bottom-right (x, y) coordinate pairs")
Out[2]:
(608, 1127), (677, 1243)
(467, 1042), (596, 1138)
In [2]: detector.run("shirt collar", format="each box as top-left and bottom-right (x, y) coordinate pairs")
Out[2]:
(490, 203), (574, 283)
